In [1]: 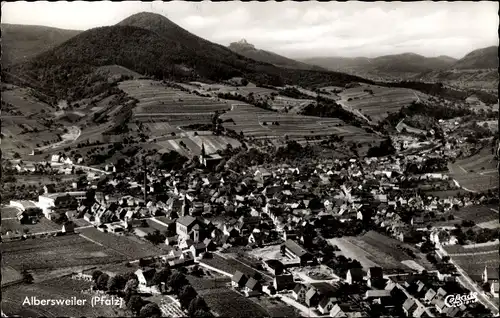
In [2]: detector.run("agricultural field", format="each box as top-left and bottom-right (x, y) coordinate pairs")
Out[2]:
(1, 85), (54, 115)
(444, 241), (499, 255)
(329, 231), (434, 272)
(78, 227), (170, 259)
(1, 218), (62, 237)
(270, 96), (315, 112)
(448, 148), (499, 192)
(248, 245), (283, 261)
(0, 234), (126, 271)
(451, 252), (500, 280)
(477, 120), (499, 133)
(451, 204), (499, 224)
(1, 206), (22, 219)
(336, 84), (429, 122)
(217, 84), (278, 99)
(119, 79), (231, 126)
(154, 134), (241, 157)
(2, 276), (127, 318)
(95, 64), (142, 79)
(250, 296), (300, 317)
(220, 103), (376, 143)
(2, 116), (63, 154)
(1, 265), (23, 285)
(199, 288), (270, 317)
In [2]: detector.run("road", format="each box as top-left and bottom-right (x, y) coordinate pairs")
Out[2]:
(436, 246), (499, 315)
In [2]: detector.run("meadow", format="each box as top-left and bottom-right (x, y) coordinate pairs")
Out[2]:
(329, 231), (434, 272)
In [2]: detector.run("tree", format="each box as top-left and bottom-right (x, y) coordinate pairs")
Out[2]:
(152, 267), (171, 288)
(188, 296), (208, 316)
(193, 309), (215, 318)
(96, 273), (110, 291)
(179, 285), (198, 309)
(92, 270), (103, 283)
(139, 302), (161, 318)
(168, 272), (188, 295)
(21, 270), (34, 284)
(107, 274), (127, 293)
(127, 295), (144, 316)
(124, 278), (139, 293)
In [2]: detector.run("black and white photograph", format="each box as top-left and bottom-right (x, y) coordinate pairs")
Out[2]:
(1, 1), (499, 317)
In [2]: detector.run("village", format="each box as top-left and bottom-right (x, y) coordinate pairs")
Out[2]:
(2, 133), (499, 318)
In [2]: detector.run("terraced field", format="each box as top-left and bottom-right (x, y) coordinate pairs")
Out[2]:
(448, 148), (498, 192)
(220, 103), (376, 143)
(337, 84), (429, 122)
(217, 85), (278, 99)
(119, 80), (230, 125)
(155, 134), (241, 156)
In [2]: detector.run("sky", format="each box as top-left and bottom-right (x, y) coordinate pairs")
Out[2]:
(2, 1), (498, 59)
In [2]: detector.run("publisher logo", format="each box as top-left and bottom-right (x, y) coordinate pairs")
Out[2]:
(444, 292), (478, 308)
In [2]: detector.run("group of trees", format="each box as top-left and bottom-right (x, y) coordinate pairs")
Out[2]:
(90, 267), (213, 318)
(366, 138), (396, 158)
(299, 100), (362, 128)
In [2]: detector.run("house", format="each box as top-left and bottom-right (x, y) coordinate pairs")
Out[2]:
(305, 287), (321, 307)
(244, 277), (262, 297)
(306, 282), (337, 308)
(329, 303), (365, 317)
(189, 242), (206, 259)
(135, 268), (156, 288)
(366, 267), (384, 288)
(364, 289), (391, 301)
(61, 222), (75, 233)
(482, 266), (499, 286)
(273, 274), (294, 291)
(203, 238), (216, 251)
(264, 259), (284, 276)
(423, 288), (437, 303)
(83, 213), (95, 223)
(178, 238), (195, 250)
(346, 268), (364, 285)
(176, 215), (204, 242)
(402, 298), (418, 316)
(318, 297), (337, 315)
(232, 271), (248, 288)
(282, 239), (313, 265)
(248, 232), (264, 246)
(165, 236), (178, 246)
(293, 284), (307, 302)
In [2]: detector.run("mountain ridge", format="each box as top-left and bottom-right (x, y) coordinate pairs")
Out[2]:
(8, 12), (372, 101)
(228, 39), (326, 71)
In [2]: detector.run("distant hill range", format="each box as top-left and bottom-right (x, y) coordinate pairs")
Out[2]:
(228, 39), (325, 71)
(5, 12), (371, 100)
(1, 24), (81, 67)
(449, 46), (498, 70)
(300, 46), (498, 89)
(300, 53), (458, 78)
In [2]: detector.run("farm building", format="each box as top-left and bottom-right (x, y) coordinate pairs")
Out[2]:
(10, 200), (42, 224)
(37, 192), (85, 219)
